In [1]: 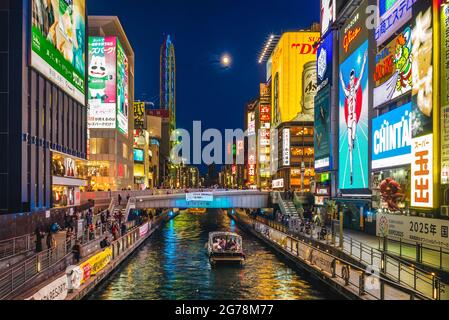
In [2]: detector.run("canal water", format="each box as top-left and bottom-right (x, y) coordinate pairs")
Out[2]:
(88, 210), (338, 300)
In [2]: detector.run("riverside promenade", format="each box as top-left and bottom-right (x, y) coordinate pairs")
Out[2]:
(230, 209), (439, 300)
(13, 212), (175, 300)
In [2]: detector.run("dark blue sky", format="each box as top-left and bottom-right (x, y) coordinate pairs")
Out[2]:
(87, 0), (319, 134)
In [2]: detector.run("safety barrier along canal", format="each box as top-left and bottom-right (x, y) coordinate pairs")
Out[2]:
(11, 212), (176, 300)
(229, 210), (431, 300)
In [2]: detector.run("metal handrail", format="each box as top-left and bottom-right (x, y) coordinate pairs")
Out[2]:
(250, 213), (442, 300)
(379, 235), (449, 271)
(0, 234), (34, 262)
(250, 215), (428, 300)
(0, 218), (118, 300)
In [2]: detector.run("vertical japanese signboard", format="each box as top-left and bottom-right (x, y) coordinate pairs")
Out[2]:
(282, 129), (290, 167)
(410, 0), (434, 208)
(88, 36), (117, 129)
(321, 0), (336, 36)
(134, 102), (146, 130)
(441, 3), (449, 184)
(116, 40), (129, 136)
(411, 134), (433, 208)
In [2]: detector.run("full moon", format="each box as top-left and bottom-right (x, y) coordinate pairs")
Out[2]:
(221, 54), (231, 67)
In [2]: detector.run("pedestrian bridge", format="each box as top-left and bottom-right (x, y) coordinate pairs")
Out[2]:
(128, 190), (270, 211)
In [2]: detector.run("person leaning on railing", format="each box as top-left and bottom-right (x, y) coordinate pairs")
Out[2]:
(72, 240), (81, 263)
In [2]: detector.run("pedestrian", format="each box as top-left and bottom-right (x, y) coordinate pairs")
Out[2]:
(100, 236), (110, 249)
(118, 194), (122, 206)
(46, 231), (56, 250)
(35, 227), (44, 253)
(72, 240), (81, 263)
(64, 212), (70, 230)
(126, 194), (130, 202)
(88, 224), (95, 241)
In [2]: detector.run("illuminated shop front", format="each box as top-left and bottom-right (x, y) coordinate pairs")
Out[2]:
(51, 152), (88, 208)
(87, 161), (115, 191)
(273, 122), (315, 192)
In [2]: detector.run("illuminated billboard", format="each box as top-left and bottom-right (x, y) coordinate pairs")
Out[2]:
(247, 112), (256, 136)
(117, 41), (129, 136)
(375, 0), (414, 46)
(373, 27), (412, 108)
(317, 31), (333, 92)
(338, 40), (369, 190)
(411, 134), (433, 208)
(339, 0), (370, 62)
(133, 148), (144, 163)
(410, 0), (434, 209)
(372, 103), (412, 169)
(134, 102), (146, 130)
(314, 85), (331, 170)
(31, 0), (86, 104)
(88, 36), (117, 129)
(411, 1), (433, 139)
(271, 31), (320, 126)
(282, 129), (290, 166)
(320, 0), (336, 36)
(441, 3), (449, 184)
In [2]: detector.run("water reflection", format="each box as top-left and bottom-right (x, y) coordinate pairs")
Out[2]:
(89, 210), (337, 300)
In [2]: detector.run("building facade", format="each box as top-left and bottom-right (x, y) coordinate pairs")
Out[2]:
(315, 0), (449, 243)
(87, 16), (135, 191)
(0, 0), (90, 238)
(259, 29), (320, 193)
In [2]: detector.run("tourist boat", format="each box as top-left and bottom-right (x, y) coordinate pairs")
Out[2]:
(207, 232), (245, 266)
(188, 208), (207, 214)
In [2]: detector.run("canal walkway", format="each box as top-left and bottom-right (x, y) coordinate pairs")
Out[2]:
(232, 210), (438, 300)
(14, 213), (172, 300)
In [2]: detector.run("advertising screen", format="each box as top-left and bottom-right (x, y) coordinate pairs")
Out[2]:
(317, 31), (333, 92)
(442, 3), (449, 184)
(282, 129), (290, 166)
(134, 102), (146, 130)
(314, 85), (331, 170)
(411, 1), (433, 139)
(31, 0), (86, 104)
(339, 0), (370, 62)
(247, 112), (256, 136)
(88, 36), (117, 129)
(373, 27), (412, 108)
(117, 40), (129, 136)
(375, 0), (414, 46)
(338, 40), (369, 190)
(271, 31), (320, 126)
(320, 0), (336, 36)
(133, 148), (144, 162)
(372, 103), (412, 169)
(411, 134), (433, 208)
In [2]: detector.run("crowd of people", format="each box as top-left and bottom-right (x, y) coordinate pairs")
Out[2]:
(33, 205), (137, 259)
(211, 237), (241, 253)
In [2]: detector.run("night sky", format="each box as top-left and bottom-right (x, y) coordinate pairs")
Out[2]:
(87, 0), (319, 171)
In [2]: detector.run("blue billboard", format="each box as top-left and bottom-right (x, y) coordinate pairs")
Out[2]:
(133, 148), (144, 162)
(338, 40), (369, 190)
(317, 31), (333, 92)
(314, 85), (331, 171)
(372, 103), (412, 169)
